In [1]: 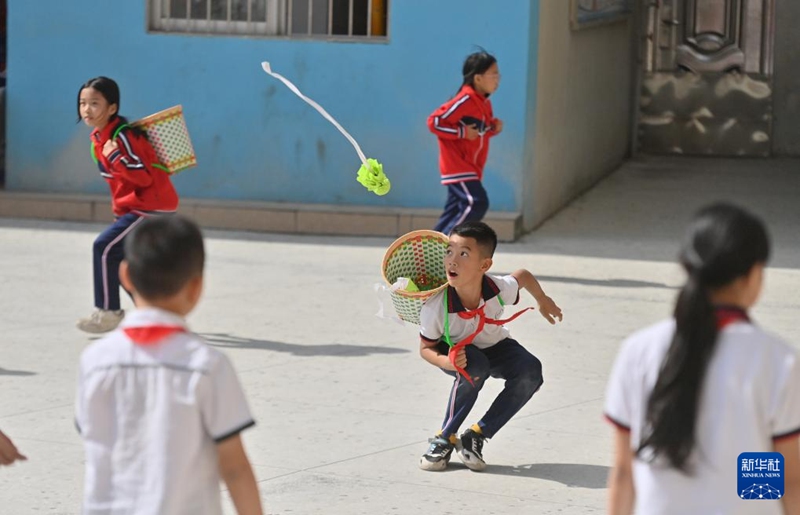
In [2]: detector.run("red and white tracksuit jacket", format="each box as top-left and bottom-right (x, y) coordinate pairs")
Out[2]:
(427, 85), (500, 185)
(91, 117), (179, 217)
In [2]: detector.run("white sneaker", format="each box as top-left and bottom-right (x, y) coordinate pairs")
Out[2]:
(76, 309), (125, 334)
(458, 429), (487, 471)
(418, 436), (455, 472)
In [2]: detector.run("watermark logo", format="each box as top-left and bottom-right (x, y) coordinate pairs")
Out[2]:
(738, 452), (784, 500)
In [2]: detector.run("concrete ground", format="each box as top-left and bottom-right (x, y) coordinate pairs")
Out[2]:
(0, 155), (798, 514)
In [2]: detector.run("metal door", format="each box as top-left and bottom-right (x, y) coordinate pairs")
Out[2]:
(637, 0), (776, 156)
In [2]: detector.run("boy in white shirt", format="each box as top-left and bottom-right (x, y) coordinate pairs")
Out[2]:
(75, 214), (263, 515)
(418, 221), (563, 471)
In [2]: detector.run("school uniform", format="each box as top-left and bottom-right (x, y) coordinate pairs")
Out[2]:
(604, 312), (800, 515)
(427, 85), (500, 234)
(90, 117), (179, 311)
(419, 274), (543, 438)
(75, 308), (255, 515)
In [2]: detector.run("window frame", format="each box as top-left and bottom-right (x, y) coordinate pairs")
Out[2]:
(146, 0), (390, 42)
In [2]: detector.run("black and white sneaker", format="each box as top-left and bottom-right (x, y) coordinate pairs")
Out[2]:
(458, 429), (486, 471)
(419, 436), (455, 471)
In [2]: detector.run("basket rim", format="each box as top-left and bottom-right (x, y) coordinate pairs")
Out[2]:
(135, 105), (184, 125)
(381, 229), (449, 299)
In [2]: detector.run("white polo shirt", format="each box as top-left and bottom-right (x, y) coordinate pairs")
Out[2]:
(75, 308), (255, 515)
(419, 274), (520, 349)
(604, 318), (800, 515)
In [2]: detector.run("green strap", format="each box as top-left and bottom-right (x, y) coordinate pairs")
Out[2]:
(89, 123), (169, 173)
(443, 288), (453, 347)
(441, 286), (505, 347)
(111, 123), (130, 140)
(90, 123), (128, 164)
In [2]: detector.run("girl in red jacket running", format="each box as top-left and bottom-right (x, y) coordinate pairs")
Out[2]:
(76, 76), (179, 333)
(427, 51), (502, 235)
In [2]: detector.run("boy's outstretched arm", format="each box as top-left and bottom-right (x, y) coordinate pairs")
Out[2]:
(511, 269), (563, 324)
(218, 434), (263, 515)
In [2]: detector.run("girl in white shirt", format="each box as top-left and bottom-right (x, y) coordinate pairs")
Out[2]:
(605, 202), (800, 515)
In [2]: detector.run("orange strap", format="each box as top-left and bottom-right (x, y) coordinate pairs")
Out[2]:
(448, 305), (533, 384)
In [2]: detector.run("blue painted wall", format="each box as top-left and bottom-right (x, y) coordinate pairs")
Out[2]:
(7, 0), (536, 212)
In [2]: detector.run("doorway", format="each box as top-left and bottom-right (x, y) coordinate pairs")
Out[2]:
(634, 0), (776, 156)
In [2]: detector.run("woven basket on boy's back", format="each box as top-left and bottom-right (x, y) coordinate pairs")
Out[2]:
(382, 230), (449, 325)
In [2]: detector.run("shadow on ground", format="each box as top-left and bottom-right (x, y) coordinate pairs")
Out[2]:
(484, 462), (609, 489)
(0, 367), (36, 377)
(201, 333), (409, 357)
(495, 273), (676, 290)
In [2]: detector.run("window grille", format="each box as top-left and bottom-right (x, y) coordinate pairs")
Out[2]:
(149, 0), (388, 39)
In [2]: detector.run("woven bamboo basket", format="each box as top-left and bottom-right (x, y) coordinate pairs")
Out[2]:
(133, 105), (197, 174)
(382, 230), (449, 324)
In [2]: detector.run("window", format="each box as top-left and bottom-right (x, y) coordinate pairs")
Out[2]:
(149, 0), (388, 39)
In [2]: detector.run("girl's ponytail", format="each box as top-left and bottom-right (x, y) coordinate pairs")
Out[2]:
(637, 203), (770, 473)
(638, 271), (717, 471)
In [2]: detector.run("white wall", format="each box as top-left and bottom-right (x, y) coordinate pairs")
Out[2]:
(525, 0), (634, 229)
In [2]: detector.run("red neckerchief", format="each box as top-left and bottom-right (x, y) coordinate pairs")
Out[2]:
(449, 305), (533, 384)
(715, 306), (750, 330)
(123, 325), (185, 346)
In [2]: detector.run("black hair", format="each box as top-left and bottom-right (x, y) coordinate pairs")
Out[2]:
(462, 50), (497, 90)
(637, 202), (770, 472)
(124, 215), (206, 300)
(77, 77), (119, 123)
(77, 76), (145, 136)
(450, 221), (498, 258)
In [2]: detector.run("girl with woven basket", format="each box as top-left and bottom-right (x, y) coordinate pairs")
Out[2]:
(76, 76), (179, 334)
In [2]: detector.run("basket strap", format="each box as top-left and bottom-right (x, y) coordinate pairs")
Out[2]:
(90, 123), (129, 165)
(90, 123), (170, 173)
(113, 124), (165, 170)
(112, 123), (130, 141)
(443, 288), (453, 347)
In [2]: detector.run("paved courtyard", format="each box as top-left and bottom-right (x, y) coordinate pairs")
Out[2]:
(1, 156), (799, 514)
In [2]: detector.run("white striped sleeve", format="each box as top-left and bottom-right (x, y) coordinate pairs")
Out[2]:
(115, 132), (146, 171)
(431, 95), (470, 138)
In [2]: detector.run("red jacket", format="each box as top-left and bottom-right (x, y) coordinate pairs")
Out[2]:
(91, 117), (179, 217)
(427, 85), (500, 184)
